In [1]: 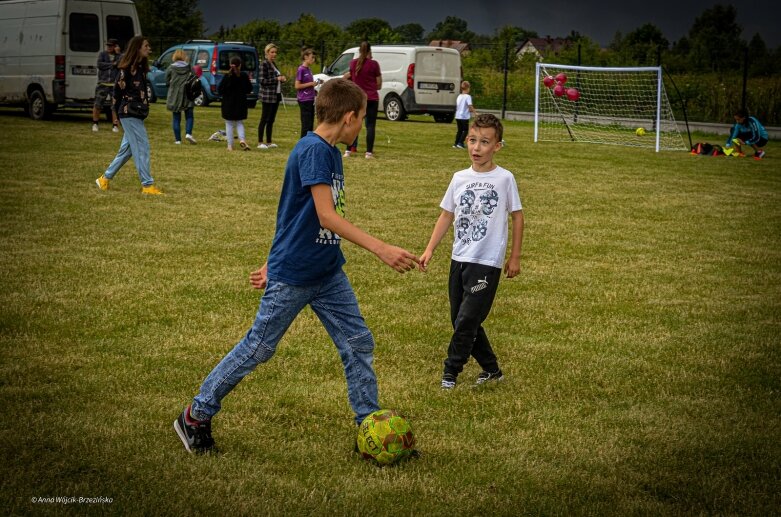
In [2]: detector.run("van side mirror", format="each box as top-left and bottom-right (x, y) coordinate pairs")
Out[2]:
(323, 66), (331, 75)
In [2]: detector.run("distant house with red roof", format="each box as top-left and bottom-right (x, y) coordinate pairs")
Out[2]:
(429, 40), (470, 55)
(516, 37), (571, 60)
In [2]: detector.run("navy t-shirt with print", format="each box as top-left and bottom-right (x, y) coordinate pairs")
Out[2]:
(266, 132), (346, 285)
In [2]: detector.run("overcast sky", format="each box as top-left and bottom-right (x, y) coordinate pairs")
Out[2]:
(197, 0), (779, 48)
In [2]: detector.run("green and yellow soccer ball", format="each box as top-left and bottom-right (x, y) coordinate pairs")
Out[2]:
(635, 127), (646, 136)
(357, 409), (415, 465)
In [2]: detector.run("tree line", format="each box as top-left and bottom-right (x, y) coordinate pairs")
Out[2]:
(137, 2), (780, 76)
(136, 1), (780, 124)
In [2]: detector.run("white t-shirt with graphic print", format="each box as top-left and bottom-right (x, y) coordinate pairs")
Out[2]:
(440, 165), (522, 269)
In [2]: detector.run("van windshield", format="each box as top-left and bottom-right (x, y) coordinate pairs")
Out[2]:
(218, 51), (257, 73)
(328, 53), (353, 76)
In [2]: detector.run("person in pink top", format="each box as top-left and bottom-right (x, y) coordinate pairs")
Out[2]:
(343, 41), (381, 159)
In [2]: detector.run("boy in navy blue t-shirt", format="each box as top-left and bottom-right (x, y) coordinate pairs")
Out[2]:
(175, 79), (419, 454)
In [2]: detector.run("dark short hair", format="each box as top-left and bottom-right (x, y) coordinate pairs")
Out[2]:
(471, 113), (503, 142)
(734, 108), (749, 118)
(315, 79), (366, 124)
(107, 38), (119, 46)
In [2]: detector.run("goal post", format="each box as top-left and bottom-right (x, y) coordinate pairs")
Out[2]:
(534, 63), (687, 152)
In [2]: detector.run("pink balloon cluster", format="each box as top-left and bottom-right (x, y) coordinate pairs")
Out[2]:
(544, 73), (580, 101)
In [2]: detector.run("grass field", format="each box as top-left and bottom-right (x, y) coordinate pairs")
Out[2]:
(1, 102), (779, 515)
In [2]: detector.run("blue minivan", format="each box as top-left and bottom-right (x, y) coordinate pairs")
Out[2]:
(148, 40), (259, 108)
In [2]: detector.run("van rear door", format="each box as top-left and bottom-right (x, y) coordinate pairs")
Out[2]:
(65, 0), (138, 104)
(413, 49), (459, 108)
(64, 1), (103, 102)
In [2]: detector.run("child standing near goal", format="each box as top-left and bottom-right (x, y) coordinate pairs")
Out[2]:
(725, 108), (768, 160)
(453, 81), (476, 149)
(420, 114), (523, 390)
(174, 79), (420, 454)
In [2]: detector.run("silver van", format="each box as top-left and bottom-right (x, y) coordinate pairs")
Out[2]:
(0, 0), (140, 119)
(315, 45), (461, 122)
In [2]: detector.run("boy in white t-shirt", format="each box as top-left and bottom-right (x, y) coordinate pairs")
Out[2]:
(453, 81), (476, 149)
(420, 114), (524, 389)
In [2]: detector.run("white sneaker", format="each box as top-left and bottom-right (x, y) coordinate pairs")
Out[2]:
(268, 143), (278, 148)
(185, 134), (197, 144)
(365, 152), (374, 159)
(92, 123), (99, 132)
(174, 141), (181, 145)
(112, 125), (119, 133)
(257, 143), (268, 149)
(343, 150), (351, 158)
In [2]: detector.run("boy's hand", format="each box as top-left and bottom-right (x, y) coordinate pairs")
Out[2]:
(418, 250), (434, 272)
(504, 256), (521, 278)
(377, 243), (419, 273)
(249, 263), (268, 289)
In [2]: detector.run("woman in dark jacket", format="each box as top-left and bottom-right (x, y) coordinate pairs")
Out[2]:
(95, 35), (162, 195)
(256, 43), (286, 149)
(218, 56), (252, 151)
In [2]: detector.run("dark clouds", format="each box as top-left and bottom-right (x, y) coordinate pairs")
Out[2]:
(197, 0), (779, 47)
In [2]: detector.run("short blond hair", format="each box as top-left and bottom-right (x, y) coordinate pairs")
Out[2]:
(264, 43), (278, 55)
(172, 49), (188, 63)
(461, 80), (470, 91)
(315, 79), (366, 124)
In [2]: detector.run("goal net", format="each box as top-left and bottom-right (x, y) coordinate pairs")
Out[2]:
(534, 63), (687, 152)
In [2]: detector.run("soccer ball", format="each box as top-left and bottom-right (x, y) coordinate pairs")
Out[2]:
(553, 84), (565, 97)
(566, 87), (580, 101)
(555, 72), (568, 84)
(635, 127), (646, 136)
(543, 76), (555, 88)
(357, 409), (415, 465)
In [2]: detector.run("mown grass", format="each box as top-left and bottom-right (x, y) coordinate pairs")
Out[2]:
(1, 102), (779, 515)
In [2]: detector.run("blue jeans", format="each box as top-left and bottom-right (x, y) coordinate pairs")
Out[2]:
(172, 108), (194, 141)
(191, 269), (380, 425)
(104, 117), (154, 186)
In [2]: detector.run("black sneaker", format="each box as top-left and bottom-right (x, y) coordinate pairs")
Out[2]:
(441, 373), (456, 390)
(174, 405), (217, 454)
(474, 370), (504, 386)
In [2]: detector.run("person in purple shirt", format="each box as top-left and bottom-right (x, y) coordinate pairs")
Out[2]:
(295, 48), (320, 138)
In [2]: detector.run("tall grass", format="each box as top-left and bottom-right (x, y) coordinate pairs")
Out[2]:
(0, 103), (779, 515)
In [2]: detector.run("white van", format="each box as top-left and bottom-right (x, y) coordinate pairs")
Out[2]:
(315, 45), (461, 122)
(0, 0), (140, 120)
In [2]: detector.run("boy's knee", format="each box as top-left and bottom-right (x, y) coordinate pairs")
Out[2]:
(348, 331), (375, 354)
(251, 343), (276, 363)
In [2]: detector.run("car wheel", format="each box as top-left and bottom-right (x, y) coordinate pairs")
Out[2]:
(384, 95), (405, 122)
(28, 89), (53, 120)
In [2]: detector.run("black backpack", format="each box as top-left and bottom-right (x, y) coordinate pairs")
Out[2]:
(184, 73), (201, 101)
(690, 142), (725, 156)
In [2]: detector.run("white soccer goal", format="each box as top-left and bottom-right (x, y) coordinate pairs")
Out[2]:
(534, 63), (687, 152)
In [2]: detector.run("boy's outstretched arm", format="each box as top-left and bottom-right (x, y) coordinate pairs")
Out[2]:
(504, 210), (524, 278)
(419, 209), (454, 272)
(311, 184), (418, 273)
